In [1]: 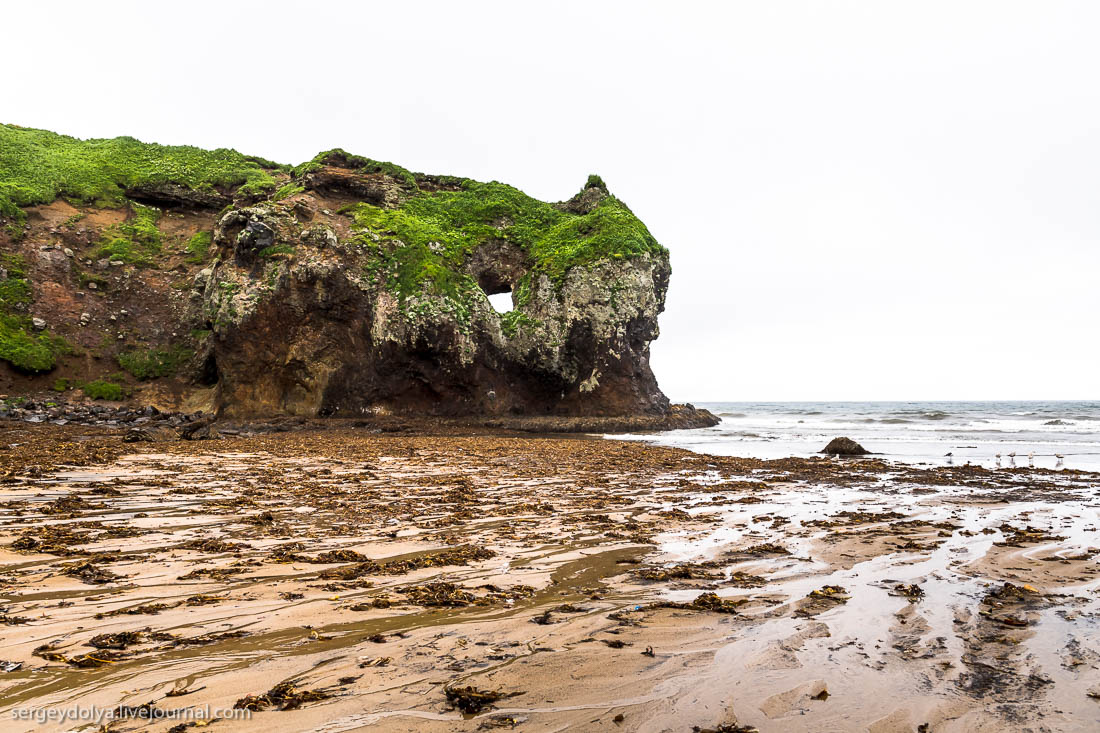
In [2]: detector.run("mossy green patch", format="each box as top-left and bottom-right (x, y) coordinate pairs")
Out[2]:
(96, 203), (162, 265)
(2, 124), (665, 321)
(117, 345), (192, 380)
(272, 182), (305, 201)
(500, 310), (539, 338)
(585, 174), (608, 191)
(80, 379), (125, 401)
(0, 315), (66, 372)
(346, 179), (664, 297)
(186, 230), (212, 263)
(0, 252), (27, 280)
(258, 243), (295, 259)
(75, 269), (108, 292)
(0, 253), (66, 372)
(0, 123), (281, 214)
(295, 149), (418, 188)
(62, 212), (86, 228)
(0, 274), (31, 308)
(235, 173), (278, 198)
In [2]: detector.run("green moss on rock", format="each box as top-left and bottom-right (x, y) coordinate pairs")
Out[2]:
(500, 310), (539, 338)
(186, 230), (212, 263)
(80, 379), (125, 400)
(3, 124), (666, 350)
(96, 203), (162, 265)
(345, 178), (664, 308)
(272, 182), (305, 201)
(0, 315), (65, 372)
(295, 149), (418, 187)
(0, 253), (66, 372)
(117, 345), (192, 380)
(258, 243), (296, 259)
(0, 123), (279, 214)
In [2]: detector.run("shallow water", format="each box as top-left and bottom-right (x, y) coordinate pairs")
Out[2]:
(618, 400), (1100, 471)
(644, 469), (1100, 730)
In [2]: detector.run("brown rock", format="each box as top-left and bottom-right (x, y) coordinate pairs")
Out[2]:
(821, 437), (869, 455)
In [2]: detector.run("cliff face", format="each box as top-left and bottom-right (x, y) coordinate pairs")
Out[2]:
(0, 124), (702, 424)
(198, 161), (671, 418)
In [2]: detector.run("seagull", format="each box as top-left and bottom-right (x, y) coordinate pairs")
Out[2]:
(1028, 452), (1035, 468)
(1008, 452), (1016, 467)
(995, 453), (1002, 468)
(1056, 454), (1065, 468)
(944, 451), (954, 465)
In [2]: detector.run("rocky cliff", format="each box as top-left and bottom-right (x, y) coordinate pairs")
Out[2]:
(0, 124), (714, 427)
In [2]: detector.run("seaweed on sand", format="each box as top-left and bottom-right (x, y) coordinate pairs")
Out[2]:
(95, 602), (173, 618)
(443, 685), (523, 715)
(181, 538), (250, 552)
(10, 525), (91, 556)
(234, 680), (331, 711)
(320, 545), (495, 580)
(795, 585), (849, 617)
(88, 631), (143, 649)
(891, 583), (924, 601)
(403, 582), (476, 607)
(995, 525), (1065, 548)
(61, 561), (120, 585)
(977, 582), (1048, 627)
(32, 644), (131, 668)
(652, 592), (747, 614)
(636, 563), (722, 582)
(725, 542), (790, 558)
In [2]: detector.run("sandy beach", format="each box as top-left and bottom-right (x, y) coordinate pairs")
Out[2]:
(0, 422), (1096, 732)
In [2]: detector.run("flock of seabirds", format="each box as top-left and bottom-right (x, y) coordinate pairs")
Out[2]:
(942, 450), (1064, 467)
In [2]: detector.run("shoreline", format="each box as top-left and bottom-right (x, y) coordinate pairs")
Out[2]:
(0, 400), (720, 437)
(0, 423), (1098, 732)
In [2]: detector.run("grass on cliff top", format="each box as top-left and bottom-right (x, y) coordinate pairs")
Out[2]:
(294, 149), (419, 188)
(347, 179), (665, 298)
(1, 125), (665, 302)
(0, 123), (279, 221)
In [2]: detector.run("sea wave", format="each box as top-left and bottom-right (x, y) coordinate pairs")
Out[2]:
(887, 410), (952, 421)
(919, 411), (951, 420)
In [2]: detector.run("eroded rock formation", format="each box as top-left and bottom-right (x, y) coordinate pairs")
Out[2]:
(0, 125), (715, 428)
(197, 163), (672, 418)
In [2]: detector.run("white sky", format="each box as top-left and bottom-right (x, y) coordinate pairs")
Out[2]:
(4, 1), (1098, 401)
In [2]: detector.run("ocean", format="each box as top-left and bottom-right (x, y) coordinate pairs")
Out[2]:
(618, 400), (1100, 472)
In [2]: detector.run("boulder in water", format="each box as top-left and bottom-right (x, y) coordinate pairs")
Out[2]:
(821, 437), (868, 456)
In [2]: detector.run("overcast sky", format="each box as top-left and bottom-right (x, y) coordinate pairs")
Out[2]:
(4, 2), (1098, 401)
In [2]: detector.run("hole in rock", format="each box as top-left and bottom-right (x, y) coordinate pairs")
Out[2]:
(487, 291), (514, 313)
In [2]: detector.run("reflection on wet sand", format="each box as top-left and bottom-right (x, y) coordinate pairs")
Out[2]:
(0, 423), (1098, 732)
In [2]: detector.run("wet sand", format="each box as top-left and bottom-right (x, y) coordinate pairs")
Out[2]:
(0, 423), (1099, 732)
